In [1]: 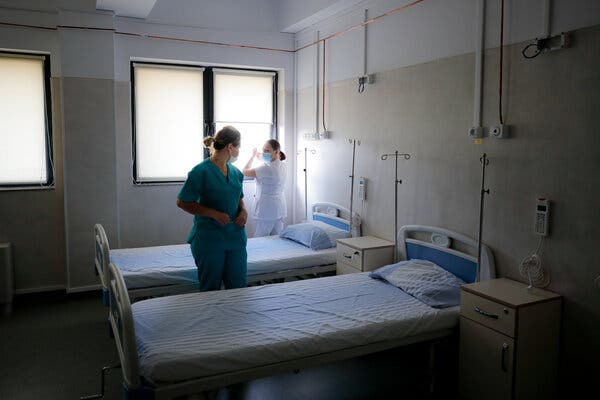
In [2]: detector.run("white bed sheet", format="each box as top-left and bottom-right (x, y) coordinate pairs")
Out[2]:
(111, 237), (337, 289)
(132, 272), (459, 384)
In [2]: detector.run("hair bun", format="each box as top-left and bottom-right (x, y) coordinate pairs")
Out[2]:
(203, 136), (215, 148)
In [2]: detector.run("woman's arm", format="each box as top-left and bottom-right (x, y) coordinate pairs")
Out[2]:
(242, 148), (258, 177)
(233, 198), (248, 227)
(176, 198), (230, 225)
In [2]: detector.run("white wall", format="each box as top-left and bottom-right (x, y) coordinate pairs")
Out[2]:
(113, 17), (295, 250)
(296, 0), (600, 87)
(293, 0), (600, 396)
(0, 5), (295, 291)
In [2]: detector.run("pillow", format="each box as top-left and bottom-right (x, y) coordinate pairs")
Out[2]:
(314, 204), (339, 217)
(369, 259), (465, 308)
(280, 222), (334, 250)
(310, 220), (351, 241)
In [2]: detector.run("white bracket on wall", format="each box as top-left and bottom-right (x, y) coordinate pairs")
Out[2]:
(522, 32), (570, 59)
(357, 74), (375, 93)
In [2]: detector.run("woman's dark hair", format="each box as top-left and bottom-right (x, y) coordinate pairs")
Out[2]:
(266, 139), (286, 161)
(204, 126), (241, 152)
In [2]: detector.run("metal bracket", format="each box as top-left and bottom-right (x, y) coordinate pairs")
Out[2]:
(80, 363), (121, 400)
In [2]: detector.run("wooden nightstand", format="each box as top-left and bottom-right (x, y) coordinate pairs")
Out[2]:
(459, 278), (561, 400)
(336, 236), (394, 275)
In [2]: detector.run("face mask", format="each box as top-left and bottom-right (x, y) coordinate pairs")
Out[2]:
(228, 146), (239, 163)
(261, 153), (272, 163)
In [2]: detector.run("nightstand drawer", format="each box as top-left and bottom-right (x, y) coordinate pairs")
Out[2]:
(461, 291), (516, 337)
(336, 243), (362, 269)
(336, 262), (361, 275)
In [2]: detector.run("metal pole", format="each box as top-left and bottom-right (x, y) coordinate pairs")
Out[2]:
(297, 147), (316, 221)
(381, 151), (411, 262)
(304, 147), (308, 220)
(394, 150), (399, 261)
(349, 139), (357, 234)
(477, 153), (490, 281)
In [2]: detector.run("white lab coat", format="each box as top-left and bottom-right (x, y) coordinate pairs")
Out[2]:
(253, 159), (287, 220)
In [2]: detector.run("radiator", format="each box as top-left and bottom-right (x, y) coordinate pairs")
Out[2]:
(0, 243), (13, 314)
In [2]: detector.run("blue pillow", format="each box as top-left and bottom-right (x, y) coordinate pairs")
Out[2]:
(280, 223), (334, 250)
(369, 259), (465, 308)
(310, 220), (351, 241)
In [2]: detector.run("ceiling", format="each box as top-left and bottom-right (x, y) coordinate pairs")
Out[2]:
(0, 0), (365, 33)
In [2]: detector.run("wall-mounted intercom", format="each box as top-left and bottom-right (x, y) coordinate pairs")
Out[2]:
(358, 177), (367, 200)
(534, 198), (550, 236)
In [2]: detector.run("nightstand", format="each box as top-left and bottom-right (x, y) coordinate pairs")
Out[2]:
(459, 278), (561, 400)
(336, 236), (394, 275)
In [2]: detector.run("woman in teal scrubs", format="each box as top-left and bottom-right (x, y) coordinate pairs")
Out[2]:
(176, 126), (248, 291)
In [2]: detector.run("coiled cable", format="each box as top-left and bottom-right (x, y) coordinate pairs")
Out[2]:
(519, 236), (550, 288)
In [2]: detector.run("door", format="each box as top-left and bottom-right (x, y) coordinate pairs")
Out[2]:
(459, 316), (514, 400)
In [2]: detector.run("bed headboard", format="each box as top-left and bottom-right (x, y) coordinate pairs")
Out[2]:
(311, 202), (361, 236)
(94, 223), (111, 295)
(397, 225), (495, 283)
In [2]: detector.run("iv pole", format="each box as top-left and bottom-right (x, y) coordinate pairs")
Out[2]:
(381, 150), (411, 261)
(297, 147), (316, 220)
(348, 139), (361, 235)
(476, 153), (490, 282)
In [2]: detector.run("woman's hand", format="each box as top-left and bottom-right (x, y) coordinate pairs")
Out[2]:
(211, 210), (231, 225)
(234, 208), (248, 227)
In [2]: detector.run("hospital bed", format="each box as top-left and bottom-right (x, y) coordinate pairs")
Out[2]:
(106, 225), (495, 399)
(94, 202), (358, 303)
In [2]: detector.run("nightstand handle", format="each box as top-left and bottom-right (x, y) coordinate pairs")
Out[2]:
(501, 343), (509, 372)
(343, 251), (360, 259)
(474, 306), (499, 319)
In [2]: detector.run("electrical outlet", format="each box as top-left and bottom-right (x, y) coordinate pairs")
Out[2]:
(490, 124), (509, 139)
(358, 74), (375, 87)
(468, 126), (484, 139)
(318, 131), (330, 140)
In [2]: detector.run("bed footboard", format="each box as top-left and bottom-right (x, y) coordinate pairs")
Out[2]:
(108, 262), (141, 390)
(94, 224), (111, 299)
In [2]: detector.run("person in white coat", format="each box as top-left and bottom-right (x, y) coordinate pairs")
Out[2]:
(242, 139), (287, 237)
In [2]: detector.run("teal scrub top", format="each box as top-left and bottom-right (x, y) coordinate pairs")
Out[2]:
(178, 158), (246, 250)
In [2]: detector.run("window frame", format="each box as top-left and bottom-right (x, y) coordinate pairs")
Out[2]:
(130, 61), (278, 185)
(0, 51), (54, 190)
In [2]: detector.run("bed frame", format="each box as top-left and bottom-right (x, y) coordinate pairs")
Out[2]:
(105, 225), (493, 400)
(95, 203), (359, 304)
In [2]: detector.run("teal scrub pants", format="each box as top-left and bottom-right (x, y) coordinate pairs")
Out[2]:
(190, 239), (247, 291)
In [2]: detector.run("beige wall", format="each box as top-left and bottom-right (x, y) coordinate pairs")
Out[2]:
(295, 24), (600, 395)
(0, 77), (66, 292)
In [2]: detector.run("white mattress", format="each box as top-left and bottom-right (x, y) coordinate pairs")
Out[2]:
(110, 237), (337, 289)
(132, 272), (459, 384)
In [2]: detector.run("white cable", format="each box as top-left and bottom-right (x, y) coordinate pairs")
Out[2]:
(519, 236), (549, 288)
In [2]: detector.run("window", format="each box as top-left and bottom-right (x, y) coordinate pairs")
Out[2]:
(132, 63), (204, 182)
(0, 52), (53, 188)
(132, 62), (277, 183)
(213, 69), (276, 170)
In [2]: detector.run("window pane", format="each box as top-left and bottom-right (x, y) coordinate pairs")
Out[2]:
(215, 122), (271, 170)
(134, 65), (204, 181)
(214, 72), (273, 124)
(0, 56), (48, 185)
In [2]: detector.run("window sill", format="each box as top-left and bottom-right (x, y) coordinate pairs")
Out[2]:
(0, 185), (55, 192)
